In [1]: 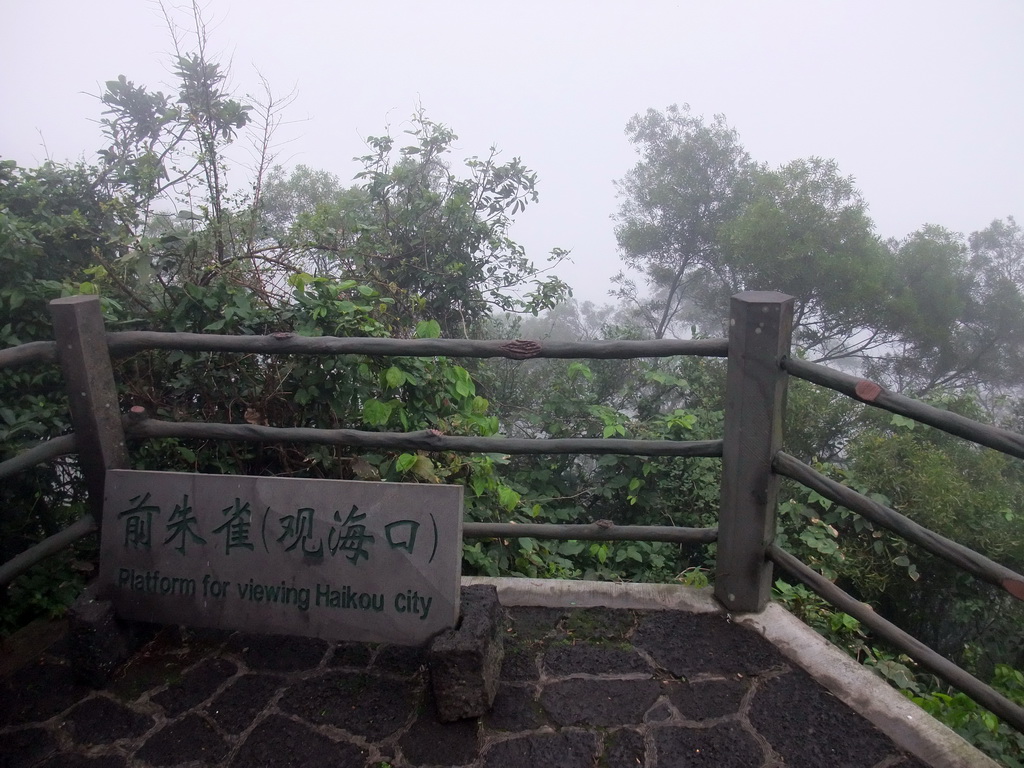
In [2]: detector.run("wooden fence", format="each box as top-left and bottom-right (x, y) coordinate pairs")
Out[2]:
(3, 291), (1024, 732)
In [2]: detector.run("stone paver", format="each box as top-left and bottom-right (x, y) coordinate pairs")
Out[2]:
(0, 606), (937, 767)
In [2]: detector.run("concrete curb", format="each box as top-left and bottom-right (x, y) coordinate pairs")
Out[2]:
(462, 575), (721, 613)
(464, 576), (999, 768)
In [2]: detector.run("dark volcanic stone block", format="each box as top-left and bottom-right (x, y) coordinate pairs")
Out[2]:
(229, 714), (367, 768)
(279, 671), (417, 740)
(504, 606), (565, 643)
(633, 612), (784, 678)
(135, 713), (229, 766)
(604, 728), (646, 768)
(543, 642), (651, 676)
(563, 607), (637, 642)
(67, 588), (153, 687)
(663, 678), (748, 721)
(540, 678), (662, 726)
(0, 726), (57, 767)
(205, 673), (282, 733)
(327, 642), (374, 668)
(428, 584), (504, 721)
(64, 695), (154, 744)
(482, 731), (599, 768)
(225, 633), (329, 672)
(38, 756), (128, 768)
(749, 669), (897, 767)
(373, 643), (426, 675)
(399, 696), (480, 766)
(150, 657), (237, 715)
(0, 661), (92, 725)
(654, 721), (764, 767)
(499, 641), (538, 681)
(485, 684), (547, 731)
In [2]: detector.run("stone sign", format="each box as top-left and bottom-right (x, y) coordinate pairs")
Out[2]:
(98, 470), (463, 645)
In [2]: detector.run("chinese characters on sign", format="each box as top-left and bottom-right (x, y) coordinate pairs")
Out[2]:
(99, 470), (463, 646)
(116, 496), (435, 567)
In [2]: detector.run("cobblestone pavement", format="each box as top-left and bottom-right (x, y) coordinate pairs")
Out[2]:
(1, 606), (931, 767)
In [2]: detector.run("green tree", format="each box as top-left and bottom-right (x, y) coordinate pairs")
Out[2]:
(614, 104), (752, 339)
(0, 159), (123, 627)
(872, 219), (1024, 395)
(265, 114), (569, 337)
(712, 158), (892, 359)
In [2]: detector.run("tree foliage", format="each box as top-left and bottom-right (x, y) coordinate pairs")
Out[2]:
(875, 218), (1024, 394)
(614, 104), (751, 339)
(716, 158), (893, 359)
(261, 113), (570, 337)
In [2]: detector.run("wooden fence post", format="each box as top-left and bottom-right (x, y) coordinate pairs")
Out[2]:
(715, 291), (793, 613)
(50, 295), (129, 522)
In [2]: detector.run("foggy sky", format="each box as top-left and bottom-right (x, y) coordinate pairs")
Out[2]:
(3, 0), (1022, 304)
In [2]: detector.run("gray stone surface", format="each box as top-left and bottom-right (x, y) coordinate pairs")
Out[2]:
(0, 600), (972, 767)
(428, 584), (504, 721)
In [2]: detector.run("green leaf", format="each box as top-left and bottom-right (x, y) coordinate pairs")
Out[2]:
(396, 453), (417, 473)
(560, 541), (586, 556)
(448, 366), (475, 398)
(567, 361), (593, 380)
(872, 659), (918, 691)
(415, 319), (442, 338)
(385, 366), (407, 389)
(410, 454), (438, 481)
(362, 398), (391, 427)
(807, 490), (833, 510)
(890, 414), (917, 430)
(497, 485), (521, 511)
(176, 445), (197, 462)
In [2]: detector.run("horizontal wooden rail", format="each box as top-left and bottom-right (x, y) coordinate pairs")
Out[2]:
(770, 545), (1024, 734)
(105, 331), (729, 360)
(0, 434), (78, 481)
(774, 451), (1024, 601)
(783, 357), (1024, 460)
(124, 413), (724, 457)
(0, 340), (58, 370)
(464, 522), (717, 544)
(0, 514), (97, 587)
